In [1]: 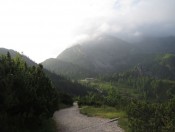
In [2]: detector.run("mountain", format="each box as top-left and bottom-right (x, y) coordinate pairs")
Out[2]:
(0, 48), (36, 66)
(0, 48), (92, 96)
(42, 35), (175, 79)
(42, 36), (138, 78)
(135, 36), (175, 54)
(43, 58), (95, 79)
(58, 36), (134, 71)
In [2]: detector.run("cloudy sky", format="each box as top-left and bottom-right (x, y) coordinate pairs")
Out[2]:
(0, 0), (175, 63)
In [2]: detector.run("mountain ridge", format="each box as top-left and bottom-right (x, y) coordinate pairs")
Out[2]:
(42, 35), (175, 79)
(0, 48), (92, 96)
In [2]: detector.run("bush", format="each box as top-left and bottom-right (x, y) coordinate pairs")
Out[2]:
(127, 99), (175, 132)
(0, 53), (59, 132)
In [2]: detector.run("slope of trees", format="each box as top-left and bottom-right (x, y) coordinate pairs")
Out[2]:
(0, 53), (59, 132)
(102, 62), (175, 102)
(43, 36), (175, 79)
(0, 48), (94, 96)
(101, 68), (175, 131)
(128, 99), (175, 132)
(78, 64), (175, 131)
(46, 70), (97, 97)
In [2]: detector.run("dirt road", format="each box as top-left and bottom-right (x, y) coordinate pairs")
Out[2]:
(53, 103), (123, 132)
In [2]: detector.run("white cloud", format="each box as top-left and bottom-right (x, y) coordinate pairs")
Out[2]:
(0, 0), (175, 62)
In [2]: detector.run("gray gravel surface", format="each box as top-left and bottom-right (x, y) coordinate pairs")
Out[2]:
(53, 103), (124, 132)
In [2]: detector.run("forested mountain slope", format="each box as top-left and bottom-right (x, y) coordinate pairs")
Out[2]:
(0, 48), (92, 96)
(42, 36), (175, 79)
(0, 48), (36, 66)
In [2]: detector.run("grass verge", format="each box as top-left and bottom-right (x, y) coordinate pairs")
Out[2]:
(80, 106), (130, 132)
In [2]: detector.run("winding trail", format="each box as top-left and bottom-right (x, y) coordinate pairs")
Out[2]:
(53, 103), (123, 132)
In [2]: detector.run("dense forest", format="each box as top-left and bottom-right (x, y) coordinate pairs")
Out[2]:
(0, 48), (95, 97)
(0, 51), (97, 132)
(0, 52), (59, 131)
(78, 60), (175, 131)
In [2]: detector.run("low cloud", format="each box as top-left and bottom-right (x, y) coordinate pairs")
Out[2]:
(74, 0), (175, 40)
(0, 0), (175, 62)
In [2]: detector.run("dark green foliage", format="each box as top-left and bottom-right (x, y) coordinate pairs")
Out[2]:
(0, 48), (37, 66)
(59, 93), (73, 106)
(44, 69), (97, 97)
(0, 53), (59, 132)
(101, 68), (175, 131)
(78, 89), (130, 110)
(128, 99), (175, 132)
(105, 88), (129, 109)
(0, 48), (93, 97)
(81, 65), (175, 131)
(78, 92), (105, 107)
(102, 69), (175, 102)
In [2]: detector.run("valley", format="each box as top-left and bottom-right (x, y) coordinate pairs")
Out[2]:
(1, 36), (175, 132)
(1, 0), (175, 132)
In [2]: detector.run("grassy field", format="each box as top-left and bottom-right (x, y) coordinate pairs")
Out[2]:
(80, 106), (130, 132)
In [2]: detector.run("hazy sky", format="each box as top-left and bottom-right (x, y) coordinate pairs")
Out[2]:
(0, 0), (175, 63)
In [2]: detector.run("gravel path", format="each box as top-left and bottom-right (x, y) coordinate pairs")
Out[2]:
(53, 103), (123, 132)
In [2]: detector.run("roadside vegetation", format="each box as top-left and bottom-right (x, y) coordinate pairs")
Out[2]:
(77, 83), (131, 131)
(80, 105), (129, 131)
(0, 53), (74, 132)
(78, 64), (175, 132)
(80, 106), (126, 119)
